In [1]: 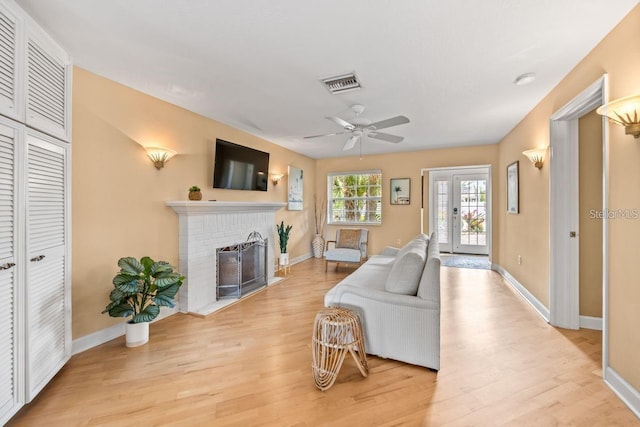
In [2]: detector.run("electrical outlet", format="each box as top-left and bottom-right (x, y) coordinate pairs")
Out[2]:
(518, 255), (522, 265)
(396, 238), (401, 245)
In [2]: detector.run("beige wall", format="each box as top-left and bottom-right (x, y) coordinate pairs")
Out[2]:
(315, 144), (499, 259)
(72, 68), (315, 339)
(497, 4), (640, 388)
(578, 110), (603, 318)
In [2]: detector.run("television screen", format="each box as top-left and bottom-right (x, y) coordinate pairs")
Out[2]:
(213, 139), (269, 191)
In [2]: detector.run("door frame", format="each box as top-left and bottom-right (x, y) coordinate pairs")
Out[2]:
(549, 76), (608, 335)
(423, 165), (492, 259)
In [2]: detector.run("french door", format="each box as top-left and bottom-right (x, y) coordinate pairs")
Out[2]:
(429, 168), (490, 255)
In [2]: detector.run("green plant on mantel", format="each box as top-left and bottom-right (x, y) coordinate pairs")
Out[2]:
(189, 185), (200, 192)
(102, 256), (184, 323)
(277, 221), (293, 254)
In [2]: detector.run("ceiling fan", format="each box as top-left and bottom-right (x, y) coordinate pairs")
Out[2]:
(304, 104), (410, 151)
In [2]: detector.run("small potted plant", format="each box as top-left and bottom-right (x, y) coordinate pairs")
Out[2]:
(276, 221), (292, 266)
(102, 256), (184, 347)
(188, 185), (202, 200)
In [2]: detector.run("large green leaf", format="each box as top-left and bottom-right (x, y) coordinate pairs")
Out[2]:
(140, 256), (154, 275)
(132, 304), (159, 323)
(113, 273), (139, 286)
(118, 257), (143, 275)
(154, 283), (180, 307)
(155, 273), (184, 288)
(151, 261), (173, 276)
(108, 288), (134, 303)
(105, 303), (134, 318)
(114, 277), (139, 294)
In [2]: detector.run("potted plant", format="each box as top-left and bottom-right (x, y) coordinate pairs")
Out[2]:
(102, 256), (184, 347)
(276, 221), (292, 266)
(188, 185), (202, 200)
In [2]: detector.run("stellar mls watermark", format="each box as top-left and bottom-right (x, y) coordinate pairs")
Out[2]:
(589, 209), (640, 219)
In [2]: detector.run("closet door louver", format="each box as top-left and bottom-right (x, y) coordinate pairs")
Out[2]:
(0, 3), (21, 122)
(0, 120), (22, 425)
(25, 29), (69, 142)
(25, 129), (69, 402)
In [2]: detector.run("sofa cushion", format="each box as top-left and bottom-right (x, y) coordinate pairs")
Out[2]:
(336, 229), (361, 249)
(418, 234), (441, 301)
(385, 238), (427, 295)
(395, 234), (429, 260)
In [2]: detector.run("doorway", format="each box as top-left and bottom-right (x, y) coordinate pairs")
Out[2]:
(427, 167), (491, 256)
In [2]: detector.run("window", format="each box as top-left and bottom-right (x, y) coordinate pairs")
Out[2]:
(328, 170), (382, 225)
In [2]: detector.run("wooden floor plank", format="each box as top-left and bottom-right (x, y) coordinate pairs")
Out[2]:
(7, 259), (639, 426)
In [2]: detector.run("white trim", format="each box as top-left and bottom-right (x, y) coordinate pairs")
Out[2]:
(493, 264), (550, 322)
(579, 315), (603, 331)
(423, 165), (492, 258)
(604, 367), (640, 419)
(601, 75), (611, 374)
(327, 169), (382, 177)
(72, 307), (178, 355)
(549, 75), (607, 330)
(290, 252), (312, 266)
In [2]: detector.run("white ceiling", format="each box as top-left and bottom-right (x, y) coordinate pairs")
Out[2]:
(15, 0), (639, 159)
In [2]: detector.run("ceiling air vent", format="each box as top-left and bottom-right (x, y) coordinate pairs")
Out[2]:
(320, 72), (361, 94)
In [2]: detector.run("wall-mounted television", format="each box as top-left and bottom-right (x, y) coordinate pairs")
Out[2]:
(213, 139), (270, 191)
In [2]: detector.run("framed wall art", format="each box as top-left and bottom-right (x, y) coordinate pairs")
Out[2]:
(507, 161), (519, 214)
(288, 165), (303, 211)
(390, 178), (410, 205)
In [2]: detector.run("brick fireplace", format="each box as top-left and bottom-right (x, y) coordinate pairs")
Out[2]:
(166, 201), (286, 315)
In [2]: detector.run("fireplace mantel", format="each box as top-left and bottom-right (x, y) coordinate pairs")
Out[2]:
(166, 201), (286, 215)
(167, 200), (285, 315)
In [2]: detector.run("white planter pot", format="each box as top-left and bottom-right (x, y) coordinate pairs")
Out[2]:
(279, 253), (289, 265)
(125, 321), (149, 347)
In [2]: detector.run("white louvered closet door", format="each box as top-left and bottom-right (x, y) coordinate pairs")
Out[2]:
(25, 129), (69, 402)
(25, 28), (70, 142)
(0, 120), (22, 425)
(0, 2), (22, 122)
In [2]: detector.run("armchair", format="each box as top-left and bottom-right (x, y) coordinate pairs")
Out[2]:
(324, 228), (369, 271)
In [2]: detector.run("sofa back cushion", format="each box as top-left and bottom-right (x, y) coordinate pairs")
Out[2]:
(417, 233), (441, 301)
(385, 237), (427, 295)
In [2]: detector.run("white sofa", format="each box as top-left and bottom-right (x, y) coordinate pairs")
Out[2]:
(324, 232), (441, 370)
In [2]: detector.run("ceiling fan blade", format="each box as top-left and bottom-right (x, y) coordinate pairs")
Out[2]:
(303, 131), (347, 139)
(343, 134), (360, 150)
(368, 132), (404, 143)
(368, 115), (410, 131)
(326, 116), (356, 131)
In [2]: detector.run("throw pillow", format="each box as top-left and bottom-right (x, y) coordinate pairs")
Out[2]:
(385, 238), (427, 295)
(336, 229), (361, 250)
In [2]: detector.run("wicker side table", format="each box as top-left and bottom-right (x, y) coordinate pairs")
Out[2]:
(312, 307), (368, 391)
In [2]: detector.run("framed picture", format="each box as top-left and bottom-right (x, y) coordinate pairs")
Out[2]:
(288, 165), (303, 211)
(507, 161), (519, 214)
(390, 178), (410, 205)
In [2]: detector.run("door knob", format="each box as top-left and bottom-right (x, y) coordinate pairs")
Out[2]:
(30, 255), (45, 262)
(569, 231), (577, 238)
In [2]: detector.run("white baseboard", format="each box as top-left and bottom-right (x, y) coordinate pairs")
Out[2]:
(605, 366), (640, 419)
(580, 315), (603, 330)
(72, 306), (178, 355)
(493, 264), (550, 323)
(290, 252), (311, 265)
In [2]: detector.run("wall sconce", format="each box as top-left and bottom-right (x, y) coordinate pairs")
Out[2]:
(522, 147), (547, 169)
(271, 173), (284, 185)
(596, 94), (640, 139)
(144, 146), (177, 170)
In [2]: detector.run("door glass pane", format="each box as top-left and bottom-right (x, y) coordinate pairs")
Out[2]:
(459, 179), (486, 246)
(436, 179), (449, 244)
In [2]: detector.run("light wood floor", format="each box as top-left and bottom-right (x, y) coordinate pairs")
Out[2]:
(8, 259), (639, 426)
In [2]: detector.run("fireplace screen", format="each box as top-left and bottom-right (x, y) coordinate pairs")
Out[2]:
(216, 232), (268, 299)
